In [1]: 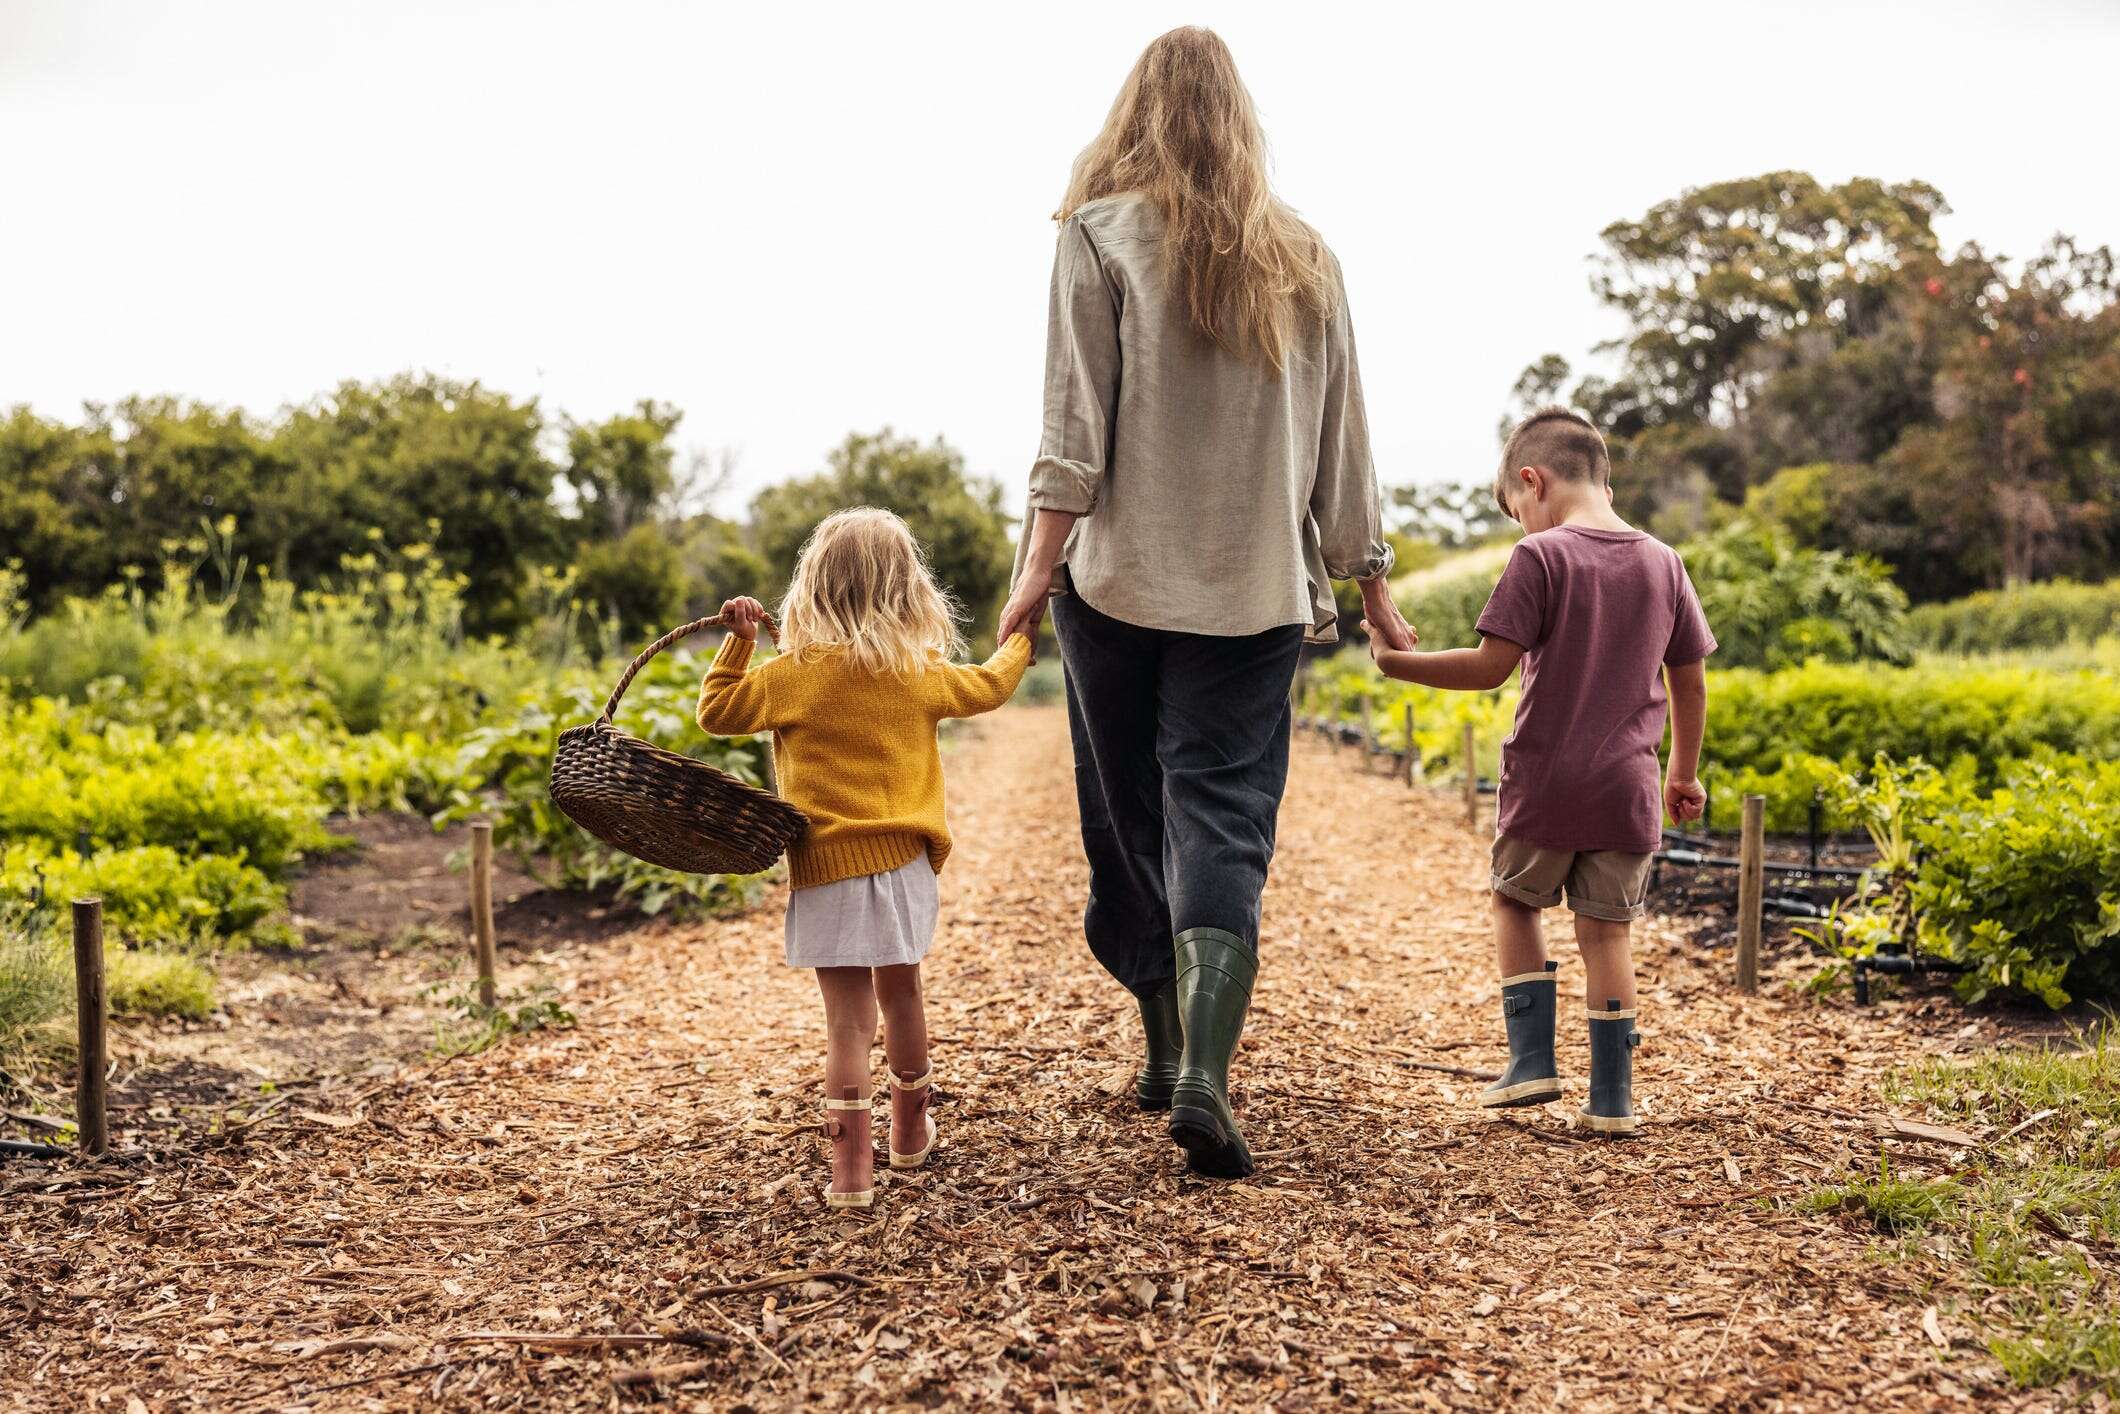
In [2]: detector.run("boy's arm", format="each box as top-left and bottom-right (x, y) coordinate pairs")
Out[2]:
(1368, 632), (1523, 692)
(1663, 658), (1707, 822)
(695, 635), (778, 736)
(930, 634), (1033, 720)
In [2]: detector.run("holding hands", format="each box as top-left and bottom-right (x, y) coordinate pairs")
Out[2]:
(1357, 574), (1417, 657)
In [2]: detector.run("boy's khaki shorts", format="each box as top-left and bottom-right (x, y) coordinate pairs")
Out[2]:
(1490, 834), (1652, 923)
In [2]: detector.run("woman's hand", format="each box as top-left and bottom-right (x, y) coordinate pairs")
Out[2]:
(998, 509), (1080, 664)
(1357, 575), (1417, 651)
(996, 565), (1052, 662)
(720, 596), (768, 641)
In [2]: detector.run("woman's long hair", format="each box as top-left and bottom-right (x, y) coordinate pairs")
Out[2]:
(776, 508), (966, 677)
(1058, 26), (1337, 373)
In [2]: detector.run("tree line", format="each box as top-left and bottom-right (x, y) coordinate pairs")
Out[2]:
(0, 377), (1016, 642)
(7, 171), (2109, 646)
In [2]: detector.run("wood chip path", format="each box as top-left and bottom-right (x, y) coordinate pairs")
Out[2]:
(2, 705), (2034, 1409)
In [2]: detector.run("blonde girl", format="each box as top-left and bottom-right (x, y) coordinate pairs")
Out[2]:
(698, 507), (1030, 1208)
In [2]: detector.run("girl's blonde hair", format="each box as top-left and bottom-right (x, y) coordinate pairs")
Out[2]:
(1058, 26), (1337, 373)
(776, 508), (966, 676)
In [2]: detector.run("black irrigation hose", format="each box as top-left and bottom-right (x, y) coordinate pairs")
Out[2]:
(1852, 950), (1969, 1005)
(1654, 848), (1869, 886)
(1, 1138), (69, 1160)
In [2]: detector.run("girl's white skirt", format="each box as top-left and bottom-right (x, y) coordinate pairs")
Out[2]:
(784, 854), (938, 969)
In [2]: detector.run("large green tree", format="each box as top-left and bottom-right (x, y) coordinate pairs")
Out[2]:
(1591, 172), (1946, 426)
(750, 430), (1015, 641)
(271, 375), (564, 633)
(1500, 173), (2119, 599)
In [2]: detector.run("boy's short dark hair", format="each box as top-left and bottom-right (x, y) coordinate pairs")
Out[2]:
(1495, 407), (1611, 513)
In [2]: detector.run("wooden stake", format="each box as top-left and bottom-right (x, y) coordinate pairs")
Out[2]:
(1403, 702), (1417, 787)
(470, 820), (497, 1010)
(1462, 721), (1479, 828)
(72, 898), (108, 1157)
(1736, 794), (1765, 994)
(1359, 692), (1375, 765)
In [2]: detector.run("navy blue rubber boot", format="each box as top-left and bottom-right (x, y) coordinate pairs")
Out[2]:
(1480, 961), (1562, 1108)
(1581, 999), (1641, 1136)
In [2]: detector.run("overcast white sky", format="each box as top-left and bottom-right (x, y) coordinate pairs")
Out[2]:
(3, 0), (2113, 519)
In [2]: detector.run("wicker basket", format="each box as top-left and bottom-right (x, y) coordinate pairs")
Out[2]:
(549, 613), (807, 875)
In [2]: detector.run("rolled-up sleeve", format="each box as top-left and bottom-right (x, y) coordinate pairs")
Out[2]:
(1310, 271), (1393, 581)
(1028, 217), (1121, 516)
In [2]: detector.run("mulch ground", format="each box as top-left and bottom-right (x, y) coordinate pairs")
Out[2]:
(0, 705), (2061, 1410)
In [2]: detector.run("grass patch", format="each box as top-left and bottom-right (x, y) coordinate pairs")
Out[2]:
(1809, 1032), (2120, 1394)
(0, 911), (70, 1059)
(107, 949), (217, 1020)
(1801, 1154), (1957, 1232)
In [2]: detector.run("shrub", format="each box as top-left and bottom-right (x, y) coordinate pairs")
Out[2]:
(1399, 571), (1496, 652)
(570, 523), (689, 644)
(1910, 579), (2120, 655)
(1706, 662), (2120, 794)
(1832, 756), (2120, 1008)
(108, 949), (217, 1019)
(1683, 520), (1912, 669)
(2, 845), (286, 950)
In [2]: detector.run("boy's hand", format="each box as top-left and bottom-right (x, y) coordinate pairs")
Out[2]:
(720, 596), (767, 641)
(1664, 773), (1706, 824)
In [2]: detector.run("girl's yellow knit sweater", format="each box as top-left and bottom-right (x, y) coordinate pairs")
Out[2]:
(695, 633), (1032, 889)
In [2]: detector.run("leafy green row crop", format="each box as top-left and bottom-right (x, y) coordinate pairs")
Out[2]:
(1829, 756), (2120, 1008)
(1300, 653), (2120, 834)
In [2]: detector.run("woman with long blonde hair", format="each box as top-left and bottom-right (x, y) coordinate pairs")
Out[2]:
(997, 27), (1411, 1179)
(701, 508), (1030, 1208)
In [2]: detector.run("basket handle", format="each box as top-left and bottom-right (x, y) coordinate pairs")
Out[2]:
(598, 610), (777, 726)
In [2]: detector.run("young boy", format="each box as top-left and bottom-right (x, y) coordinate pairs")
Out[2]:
(1364, 407), (1714, 1135)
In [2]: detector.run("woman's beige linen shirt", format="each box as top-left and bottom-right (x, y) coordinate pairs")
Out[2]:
(1021, 192), (1392, 642)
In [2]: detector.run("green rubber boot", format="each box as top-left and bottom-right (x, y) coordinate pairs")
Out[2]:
(1479, 961), (1562, 1108)
(1581, 1000), (1641, 1136)
(1168, 927), (1258, 1179)
(1135, 978), (1182, 1110)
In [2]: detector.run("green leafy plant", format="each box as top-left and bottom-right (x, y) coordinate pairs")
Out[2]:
(427, 980), (576, 1058)
(1821, 757), (2120, 1008)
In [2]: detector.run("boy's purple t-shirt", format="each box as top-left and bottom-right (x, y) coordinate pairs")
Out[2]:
(1474, 526), (1716, 855)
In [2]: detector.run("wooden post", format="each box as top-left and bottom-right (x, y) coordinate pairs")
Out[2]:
(1462, 721), (1479, 828)
(1736, 794), (1765, 994)
(72, 898), (108, 1157)
(470, 820), (497, 1010)
(1359, 692), (1375, 767)
(1402, 702), (1417, 787)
